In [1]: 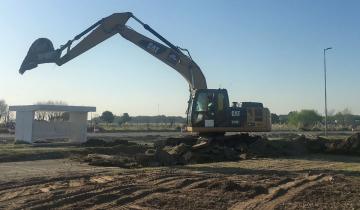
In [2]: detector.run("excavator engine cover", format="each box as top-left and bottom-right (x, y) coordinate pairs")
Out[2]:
(19, 38), (60, 74)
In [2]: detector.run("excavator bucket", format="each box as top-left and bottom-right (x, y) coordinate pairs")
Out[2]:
(19, 38), (60, 74)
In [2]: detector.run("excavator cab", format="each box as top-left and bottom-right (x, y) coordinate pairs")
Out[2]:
(186, 89), (271, 134)
(187, 89), (230, 129)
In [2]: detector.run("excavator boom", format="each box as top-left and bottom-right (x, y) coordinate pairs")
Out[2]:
(19, 12), (207, 90)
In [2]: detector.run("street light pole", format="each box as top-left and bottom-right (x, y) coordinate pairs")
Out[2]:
(323, 47), (332, 136)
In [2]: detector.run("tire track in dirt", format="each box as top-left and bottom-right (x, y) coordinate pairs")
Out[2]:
(0, 175), (126, 209)
(230, 174), (333, 210)
(0, 168), (339, 210)
(97, 175), (212, 209)
(59, 175), (202, 209)
(51, 185), (144, 210)
(0, 171), (214, 210)
(25, 176), (139, 209)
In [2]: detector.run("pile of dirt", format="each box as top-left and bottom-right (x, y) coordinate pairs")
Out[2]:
(82, 133), (360, 168)
(82, 138), (148, 168)
(84, 154), (137, 168)
(326, 133), (360, 155)
(147, 134), (263, 166)
(125, 134), (291, 167)
(83, 134), (262, 167)
(291, 133), (360, 155)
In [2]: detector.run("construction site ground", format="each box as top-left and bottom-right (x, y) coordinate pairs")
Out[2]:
(0, 132), (359, 209)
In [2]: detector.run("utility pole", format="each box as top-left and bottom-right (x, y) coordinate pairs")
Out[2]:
(323, 47), (332, 136)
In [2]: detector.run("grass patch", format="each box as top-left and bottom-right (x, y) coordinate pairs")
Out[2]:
(0, 144), (86, 163)
(97, 123), (182, 132)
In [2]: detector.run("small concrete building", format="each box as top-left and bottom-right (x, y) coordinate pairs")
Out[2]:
(9, 105), (96, 143)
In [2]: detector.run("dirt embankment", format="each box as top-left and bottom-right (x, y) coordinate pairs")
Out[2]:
(83, 133), (360, 168)
(2, 132), (359, 167)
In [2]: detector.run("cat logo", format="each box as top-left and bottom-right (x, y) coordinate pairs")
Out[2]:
(139, 40), (166, 55)
(231, 110), (241, 117)
(167, 52), (180, 65)
(147, 42), (160, 54)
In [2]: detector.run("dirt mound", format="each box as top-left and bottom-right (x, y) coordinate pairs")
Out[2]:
(85, 154), (137, 168)
(134, 134), (272, 166)
(289, 133), (360, 155)
(341, 133), (360, 154)
(82, 138), (148, 167)
(154, 136), (198, 148)
(326, 133), (360, 155)
(81, 133), (360, 168)
(81, 134), (317, 167)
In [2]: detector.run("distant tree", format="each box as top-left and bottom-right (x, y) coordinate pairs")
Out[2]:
(271, 113), (280, 124)
(35, 100), (68, 121)
(341, 108), (354, 126)
(287, 111), (299, 126)
(288, 110), (322, 129)
(341, 108), (352, 115)
(168, 116), (176, 127)
(92, 114), (101, 125)
(333, 108), (355, 127)
(117, 113), (131, 126)
(0, 99), (8, 123)
(101, 111), (114, 124)
(4, 111), (13, 124)
(128, 115), (186, 124)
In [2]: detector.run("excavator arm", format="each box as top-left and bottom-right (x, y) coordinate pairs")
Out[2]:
(19, 12), (207, 90)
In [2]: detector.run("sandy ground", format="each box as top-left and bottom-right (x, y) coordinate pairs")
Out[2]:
(0, 159), (121, 181)
(0, 155), (359, 210)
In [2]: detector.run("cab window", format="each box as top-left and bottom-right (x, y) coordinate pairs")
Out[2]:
(217, 93), (225, 111)
(196, 92), (208, 111)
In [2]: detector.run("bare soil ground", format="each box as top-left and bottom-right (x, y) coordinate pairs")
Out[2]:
(0, 132), (359, 209)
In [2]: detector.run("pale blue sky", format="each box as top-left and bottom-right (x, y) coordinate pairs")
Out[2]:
(1, 0), (359, 116)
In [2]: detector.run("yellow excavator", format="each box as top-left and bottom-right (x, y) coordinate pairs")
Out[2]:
(19, 12), (271, 136)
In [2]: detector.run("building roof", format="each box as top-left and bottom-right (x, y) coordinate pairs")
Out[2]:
(9, 105), (96, 112)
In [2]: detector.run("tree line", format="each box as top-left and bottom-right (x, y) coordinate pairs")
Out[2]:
(271, 109), (360, 130)
(0, 99), (11, 125)
(2, 98), (359, 131)
(97, 111), (186, 126)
